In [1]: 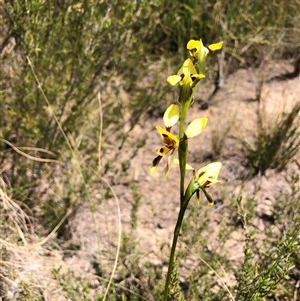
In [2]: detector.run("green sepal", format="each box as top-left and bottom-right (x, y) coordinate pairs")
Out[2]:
(184, 178), (200, 206)
(179, 83), (193, 107)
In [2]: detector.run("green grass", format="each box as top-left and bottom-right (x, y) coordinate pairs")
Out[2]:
(243, 101), (300, 175)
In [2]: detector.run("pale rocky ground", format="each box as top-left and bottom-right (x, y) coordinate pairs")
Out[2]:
(3, 61), (299, 300)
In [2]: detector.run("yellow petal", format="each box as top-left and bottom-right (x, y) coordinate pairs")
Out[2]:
(150, 155), (163, 175)
(201, 42), (209, 57)
(198, 162), (222, 179)
(185, 118), (208, 138)
(167, 75), (182, 86)
(206, 162), (222, 179)
(208, 41), (223, 52)
(163, 104), (179, 128)
(163, 150), (175, 180)
(156, 145), (171, 156)
(172, 159), (194, 170)
(187, 40), (202, 57)
(150, 165), (158, 175)
(196, 162), (222, 187)
(172, 158), (179, 164)
(187, 39), (200, 51)
(179, 58), (198, 76)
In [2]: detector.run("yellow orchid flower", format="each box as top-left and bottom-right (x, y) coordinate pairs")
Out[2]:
(150, 105), (180, 177)
(172, 160), (221, 187)
(151, 115), (208, 176)
(187, 39), (223, 74)
(182, 162), (222, 205)
(187, 39), (223, 58)
(150, 105), (210, 178)
(151, 126), (179, 177)
(195, 162), (222, 205)
(167, 58), (205, 88)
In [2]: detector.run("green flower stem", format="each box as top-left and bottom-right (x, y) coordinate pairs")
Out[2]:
(163, 179), (199, 300)
(178, 108), (188, 205)
(178, 86), (194, 206)
(163, 86), (194, 301)
(163, 194), (189, 301)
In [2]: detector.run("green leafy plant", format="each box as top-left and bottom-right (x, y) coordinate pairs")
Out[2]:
(236, 234), (298, 301)
(234, 180), (300, 301)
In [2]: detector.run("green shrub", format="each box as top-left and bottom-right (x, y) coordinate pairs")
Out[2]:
(244, 101), (300, 175)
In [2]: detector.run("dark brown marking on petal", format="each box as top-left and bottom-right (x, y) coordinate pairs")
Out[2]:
(152, 155), (162, 166)
(203, 181), (209, 187)
(198, 171), (205, 178)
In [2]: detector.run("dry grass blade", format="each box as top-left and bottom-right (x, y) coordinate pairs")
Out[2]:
(183, 242), (236, 301)
(97, 91), (103, 177)
(0, 138), (63, 165)
(100, 177), (122, 300)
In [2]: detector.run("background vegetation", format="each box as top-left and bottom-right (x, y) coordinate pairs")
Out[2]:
(0, 0), (299, 300)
